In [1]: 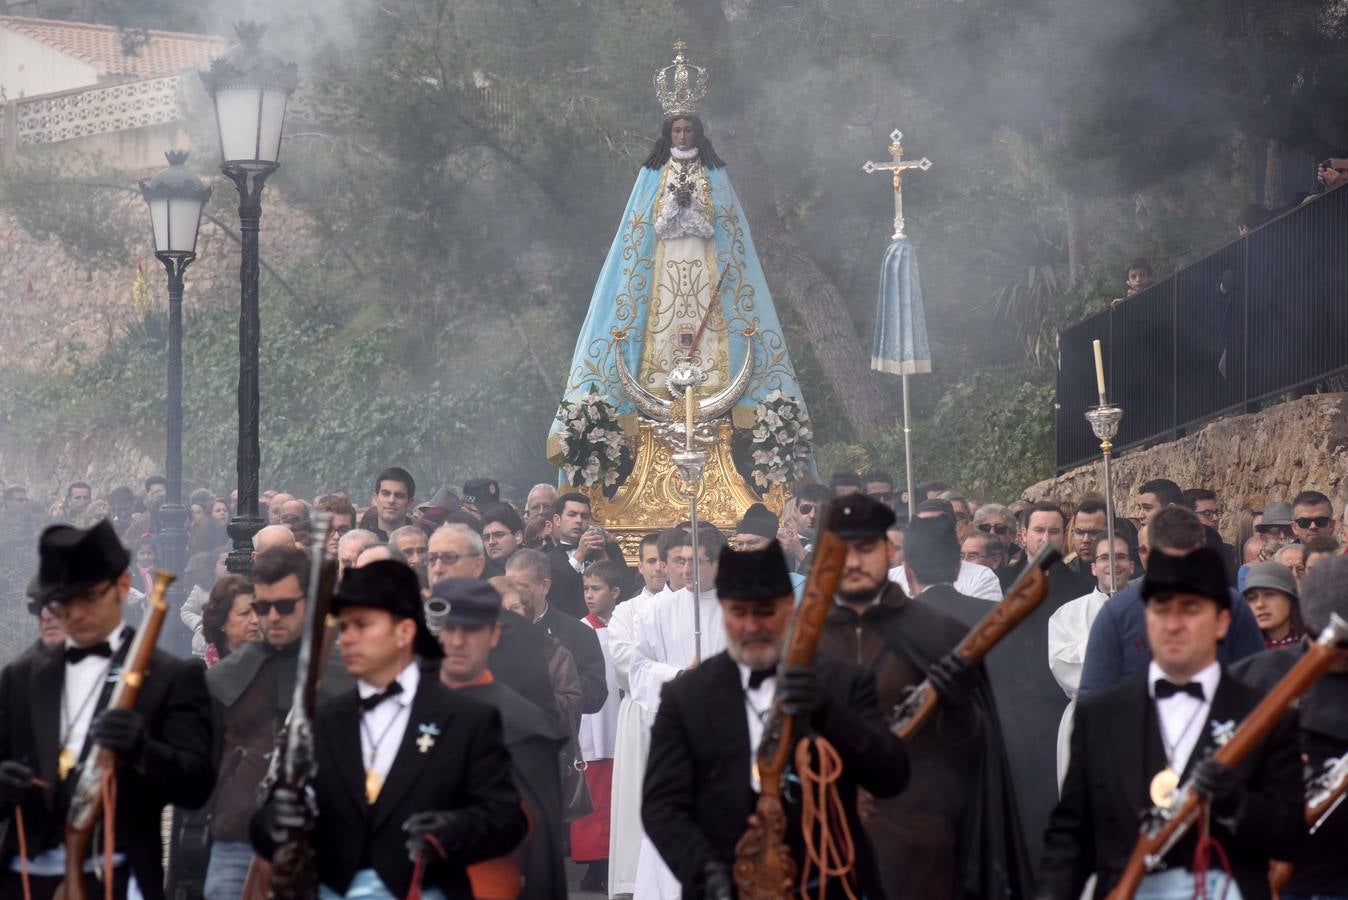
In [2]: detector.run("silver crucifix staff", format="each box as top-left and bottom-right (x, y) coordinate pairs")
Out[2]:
(862, 129), (932, 241)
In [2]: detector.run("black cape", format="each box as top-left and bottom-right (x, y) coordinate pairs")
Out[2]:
(820, 583), (1032, 899)
(460, 678), (569, 900)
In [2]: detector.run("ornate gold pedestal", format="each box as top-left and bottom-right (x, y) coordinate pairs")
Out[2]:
(583, 420), (785, 564)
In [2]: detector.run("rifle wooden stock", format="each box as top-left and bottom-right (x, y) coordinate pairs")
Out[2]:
(1108, 614), (1348, 900)
(54, 571), (174, 900)
(733, 507), (848, 900)
(890, 546), (1060, 741)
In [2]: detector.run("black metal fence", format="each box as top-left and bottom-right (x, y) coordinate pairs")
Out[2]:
(1057, 186), (1348, 471)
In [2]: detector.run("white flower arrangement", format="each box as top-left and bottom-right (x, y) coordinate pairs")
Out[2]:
(557, 386), (630, 488)
(750, 390), (812, 488)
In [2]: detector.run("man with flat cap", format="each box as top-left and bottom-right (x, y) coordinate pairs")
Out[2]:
(250, 560), (525, 900)
(816, 495), (1032, 900)
(0, 520), (215, 900)
(433, 577), (569, 900)
(1040, 547), (1303, 900)
(642, 540), (908, 900)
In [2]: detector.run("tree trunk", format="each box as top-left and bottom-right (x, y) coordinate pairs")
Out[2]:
(1264, 138), (1283, 209)
(676, 0), (894, 436)
(1064, 190), (1082, 287)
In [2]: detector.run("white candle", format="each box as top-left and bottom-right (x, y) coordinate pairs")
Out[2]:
(1092, 339), (1107, 401)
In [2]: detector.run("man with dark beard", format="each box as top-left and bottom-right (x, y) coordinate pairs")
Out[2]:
(817, 495), (1032, 900)
(643, 540), (906, 900)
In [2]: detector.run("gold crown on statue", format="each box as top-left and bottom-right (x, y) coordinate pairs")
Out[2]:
(653, 40), (708, 119)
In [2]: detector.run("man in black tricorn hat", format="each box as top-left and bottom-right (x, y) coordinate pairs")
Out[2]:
(642, 539), (907, 900)
(816, 493), (1032, 900)
(1040, 546), (1303, 899)
(251, 559), (525, 900)
(0, 520), (215, 900)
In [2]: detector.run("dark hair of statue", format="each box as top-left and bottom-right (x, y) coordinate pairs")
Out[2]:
(642, 115), (726, 170)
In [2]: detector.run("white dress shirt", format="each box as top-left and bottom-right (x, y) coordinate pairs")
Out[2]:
(62, 624), (128, 767)
(737, 663), (775, 793)
(1147, 659), (1220, 774)
(888, 560), (1003, 601)
(357, 661), (419, 783)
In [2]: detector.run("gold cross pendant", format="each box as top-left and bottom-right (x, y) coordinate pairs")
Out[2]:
(58, 748), (76, 781)
(364, 769), (383, 805)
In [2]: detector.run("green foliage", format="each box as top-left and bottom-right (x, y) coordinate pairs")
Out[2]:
(0, 159), (143, 271)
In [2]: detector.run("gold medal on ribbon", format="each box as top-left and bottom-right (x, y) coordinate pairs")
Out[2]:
(365, 769), (383, 805)
(1149, 767), (1180, 807)
(58, 748), (76, 781)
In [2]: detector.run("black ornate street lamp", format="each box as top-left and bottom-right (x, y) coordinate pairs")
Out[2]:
(200, 21), (298, 575)
(139, 150), (210, 599)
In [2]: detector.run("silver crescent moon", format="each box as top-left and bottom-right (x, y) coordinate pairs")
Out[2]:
(612, 329), (756, 422)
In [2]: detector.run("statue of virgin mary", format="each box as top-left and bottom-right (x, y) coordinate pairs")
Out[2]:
(548, 42), (811, 509)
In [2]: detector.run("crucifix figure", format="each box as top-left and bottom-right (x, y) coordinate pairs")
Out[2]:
(862, 129), (932, 241)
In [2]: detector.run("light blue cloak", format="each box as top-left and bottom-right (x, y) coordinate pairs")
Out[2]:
(549, 165), (809, 456)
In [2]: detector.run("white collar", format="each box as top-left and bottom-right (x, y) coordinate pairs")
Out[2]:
(1147, 659), (1220, 700)
(357, 660), (420, 706)
(671, 146), (699, 161)
(65, 622), (128, 654)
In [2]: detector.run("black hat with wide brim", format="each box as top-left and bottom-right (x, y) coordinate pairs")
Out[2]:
(26, 520), (131, 613)
(333, 559), (444, 659)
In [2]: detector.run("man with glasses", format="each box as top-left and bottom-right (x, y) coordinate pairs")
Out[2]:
(960, 532), (1001, 570)
(0, 520), (214, 900)
(1065, 500), (1107, 579)
(863, 469), (895, 507)
(316, 496), (357, 557)
(1257, 500), (1297, 543)
(204, 546), (351, 900)
(1292, 489), (1336, 543)
(426, 524), (486, 583)
(479, 505), (524, 579)
(973, 503), (1021, 586)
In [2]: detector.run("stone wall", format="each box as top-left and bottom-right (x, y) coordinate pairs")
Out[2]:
(1024, 393), (1348, 536)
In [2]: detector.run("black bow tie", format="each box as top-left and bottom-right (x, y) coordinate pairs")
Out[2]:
(1155, 679), (1205, 701)
(65, 642), (112, 665)
(360, 681), (403, 712)
(748, 668), (776, 690)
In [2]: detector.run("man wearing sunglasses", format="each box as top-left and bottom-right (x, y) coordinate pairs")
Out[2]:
(204, 546), (351, 900)
(1292, 489), (1336, 543)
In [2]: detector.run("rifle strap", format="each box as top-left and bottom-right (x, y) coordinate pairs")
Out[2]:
(405, 833), (447, 900)
(100, 773), (115, 900)
(16, 806), (31, 900)
(796, 737), (858, 900)
(1190, 804), (1233, 900)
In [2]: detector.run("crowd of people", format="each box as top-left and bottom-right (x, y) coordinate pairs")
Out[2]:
(0, 463), (1344, 900)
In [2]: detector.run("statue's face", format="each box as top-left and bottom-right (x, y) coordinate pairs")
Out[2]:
(671, 118), (695, 150)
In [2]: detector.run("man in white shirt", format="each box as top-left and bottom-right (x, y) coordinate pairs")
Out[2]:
(1048, 532), (1134, 787)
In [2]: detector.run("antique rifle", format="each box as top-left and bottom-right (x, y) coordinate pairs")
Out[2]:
(890, 545), (1060, 740)
(54, 571), (175, 900)
(733, 504), (847, 900)
(1108, 613), (1348, 900)
(260, 514), (337, 900)
(1268, 741), (1348, 894)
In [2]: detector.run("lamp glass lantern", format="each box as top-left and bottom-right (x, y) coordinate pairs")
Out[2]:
(139, 150), (211, 257)
(200, 21), (299, 169)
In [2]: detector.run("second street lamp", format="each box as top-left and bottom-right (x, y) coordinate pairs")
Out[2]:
(139, 149), (211, 601)
(200, 21), (298, 575)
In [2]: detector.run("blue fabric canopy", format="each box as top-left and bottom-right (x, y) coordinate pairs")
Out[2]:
(871, 239), (931, 376)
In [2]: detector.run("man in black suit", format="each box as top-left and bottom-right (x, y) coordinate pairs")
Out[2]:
(506, 548), (607, 715)
(1039, 547), (1304, 900)
(0, 520), (215, 900)
(642, 540), (908, 900)
(251, 560), (526, 900)
(543, 493), (625, 619)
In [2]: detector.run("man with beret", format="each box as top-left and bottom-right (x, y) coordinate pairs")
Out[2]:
(432, 577), (569, 900)
(0, 520), (216, 900)
(251, 560), (525, 900)
(643, 540), (908, 900)
(816, 495), (1032, 900)
(1040, 547), (1304, 900)
(1231, 555), (1348, 900)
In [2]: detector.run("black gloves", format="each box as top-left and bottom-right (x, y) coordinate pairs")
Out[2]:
(702, 860), (733, 900)
(927, 653), (977, 707)
(779, 666), (826, 718)
(90, 708), (146, 762)
(1192, 759), (1243, 815)
(402, 810), (467, 861)
(0, 761), (36, 805)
